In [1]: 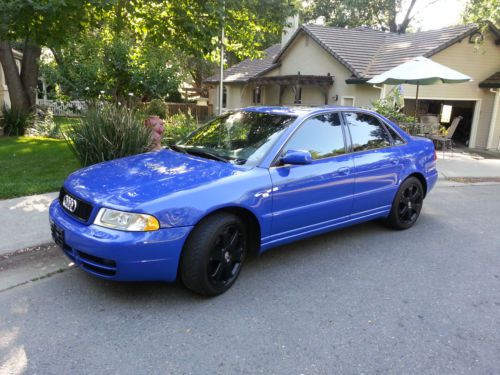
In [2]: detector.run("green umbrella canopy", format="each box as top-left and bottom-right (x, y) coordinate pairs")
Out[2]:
(368, 56), (472, 85)
(368, 56), (471, 121)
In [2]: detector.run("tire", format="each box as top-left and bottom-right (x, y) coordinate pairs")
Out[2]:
(385, 177), (424, 230)
(180, 213), (248, 296)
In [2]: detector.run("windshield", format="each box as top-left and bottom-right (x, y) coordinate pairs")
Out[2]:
(176, 111), (296, 166)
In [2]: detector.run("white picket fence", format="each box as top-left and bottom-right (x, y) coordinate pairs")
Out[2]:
(36, 99), (86, 116)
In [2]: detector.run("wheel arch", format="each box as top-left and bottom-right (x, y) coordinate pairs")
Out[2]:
(188, 205), (262, 255)
(405, 172), (428, 197)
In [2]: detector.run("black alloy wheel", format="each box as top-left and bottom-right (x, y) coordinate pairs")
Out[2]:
(385, 177), (424, 230)
(207, 223), (245, 287)
(180, 213), (248, 296)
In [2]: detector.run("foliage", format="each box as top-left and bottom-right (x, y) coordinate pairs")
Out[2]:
(65, 103), (152, 167)
(1, 105), (33, 136)
(136, 1), (297, 61)
(146, 99), (167, 119)
(462, 0), (499, 28)
(26, 107), (62, 139)
(42, 32), (183, 102)
(371, 87), (415, 124)
(163, 113), (199, 145)
(301, 0), (421, 33)
(0, 136), (79, 199)
(0, 0), (110, 111)
(33, 1), (296, 103)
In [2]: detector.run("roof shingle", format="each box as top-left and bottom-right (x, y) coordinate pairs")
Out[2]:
(479, 71), (500, 88)
(295, 24), (478, 78)
(205, 23), (486, 84)
(204, 44), (281, 83)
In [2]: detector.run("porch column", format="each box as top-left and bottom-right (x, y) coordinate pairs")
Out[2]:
(486, 89), (500, 150)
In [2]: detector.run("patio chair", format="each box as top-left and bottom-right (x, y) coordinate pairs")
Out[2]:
(428, 116), (462, 156)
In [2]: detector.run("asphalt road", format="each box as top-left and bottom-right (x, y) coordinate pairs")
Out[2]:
(1, 183), (500, 375)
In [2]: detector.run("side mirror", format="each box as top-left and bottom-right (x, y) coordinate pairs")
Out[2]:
(281, 150), (313, 165)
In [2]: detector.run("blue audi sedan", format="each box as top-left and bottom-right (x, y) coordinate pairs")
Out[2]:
(50, 106), (437, 296)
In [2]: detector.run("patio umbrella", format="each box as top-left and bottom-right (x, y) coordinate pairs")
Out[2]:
(368, 56), (471, 119)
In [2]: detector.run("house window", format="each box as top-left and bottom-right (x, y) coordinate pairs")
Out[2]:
(294, 87), (302, 104)
(252, 86), (261, 104)
(341, 96), (355, 106)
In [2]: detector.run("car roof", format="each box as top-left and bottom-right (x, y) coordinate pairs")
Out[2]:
(240, 105), (374, 117)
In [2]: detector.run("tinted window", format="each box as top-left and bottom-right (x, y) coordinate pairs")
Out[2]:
(284, 113), (345, 160)
(384, 123), (406, 145)
(344, 112), (391, 151)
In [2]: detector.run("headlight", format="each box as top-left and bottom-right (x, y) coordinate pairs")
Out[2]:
(94, 208), (160, 231)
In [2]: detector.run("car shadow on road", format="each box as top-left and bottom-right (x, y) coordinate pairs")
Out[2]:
(70, 216), (435, 304)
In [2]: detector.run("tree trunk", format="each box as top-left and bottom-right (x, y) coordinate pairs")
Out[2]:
(20, 42), (41, 107)
(0, 41), (30, 111)
(398, 0), (417, 34)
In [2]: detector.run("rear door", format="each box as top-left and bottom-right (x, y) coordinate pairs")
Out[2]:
(342, 112), (403, 216)
(269, 112), (354, 236)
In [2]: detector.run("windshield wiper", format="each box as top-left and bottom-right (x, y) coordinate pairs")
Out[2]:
(168, 144), (188, 154)
(182, 148), (229, 163)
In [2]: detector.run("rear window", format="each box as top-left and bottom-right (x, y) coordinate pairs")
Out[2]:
(344, 112), (392, 152)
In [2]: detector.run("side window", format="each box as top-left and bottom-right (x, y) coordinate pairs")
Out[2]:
(284, 113), (345, 160)
(344, 112), (391, 152)
(384, 123), (406, 145)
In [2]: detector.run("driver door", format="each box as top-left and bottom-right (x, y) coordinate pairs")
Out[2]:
(269, 112), (354, 237)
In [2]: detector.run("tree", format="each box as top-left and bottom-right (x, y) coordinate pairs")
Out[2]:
(301, 0), (439, 34)
(43, 31), (183, 102)
(1, 0), (296, 109)
(462, 0), (499, 28)
(0, 0), (107, 112)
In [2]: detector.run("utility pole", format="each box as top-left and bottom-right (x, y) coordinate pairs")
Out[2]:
(218, 2), (225, 115)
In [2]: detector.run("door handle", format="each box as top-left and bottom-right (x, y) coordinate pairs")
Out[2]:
(390, 158), (400, 165)
(336, 167), (350, 176)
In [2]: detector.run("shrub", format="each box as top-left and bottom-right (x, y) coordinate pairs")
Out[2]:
(65, 103), (152, 167)
(371, 87), (415, 124)
(1, 105), (33, 136)
(27, 108), (61, 138)
(162, 113), (198, 145)
(146, 99), (166, 119)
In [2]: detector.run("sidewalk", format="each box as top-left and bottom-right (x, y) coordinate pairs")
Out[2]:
(437, 149), (500, 179)
(0, 192), (57, 256)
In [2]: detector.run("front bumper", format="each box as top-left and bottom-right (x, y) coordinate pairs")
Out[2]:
(49, 200), (192, 282)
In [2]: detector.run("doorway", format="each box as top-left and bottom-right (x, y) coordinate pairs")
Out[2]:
(403, 99), (476, 146)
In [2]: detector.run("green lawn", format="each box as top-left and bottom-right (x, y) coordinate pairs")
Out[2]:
(0, 136), (80, 199)
(54, 116), (81, 133)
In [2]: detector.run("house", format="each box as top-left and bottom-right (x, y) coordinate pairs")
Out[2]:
(205, 23), (500, 150)
(0, 49), (23, 110)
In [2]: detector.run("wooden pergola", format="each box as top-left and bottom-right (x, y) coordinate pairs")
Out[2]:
(248, 73), (334, 105)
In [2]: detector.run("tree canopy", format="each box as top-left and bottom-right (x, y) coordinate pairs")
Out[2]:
(0, 0), (296, 109)
(301, 0), (427, 34)
(462, 0), (500, 28)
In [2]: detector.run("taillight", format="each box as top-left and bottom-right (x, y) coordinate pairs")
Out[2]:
(434, 149), (437, 161)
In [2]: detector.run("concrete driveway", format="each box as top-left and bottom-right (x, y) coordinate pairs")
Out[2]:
(1, 183), (499, 374)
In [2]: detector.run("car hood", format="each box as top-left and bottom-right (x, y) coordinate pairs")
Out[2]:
(64, 149), (246, 210)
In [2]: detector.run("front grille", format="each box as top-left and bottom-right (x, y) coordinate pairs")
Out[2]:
(59, 187), (93, 222)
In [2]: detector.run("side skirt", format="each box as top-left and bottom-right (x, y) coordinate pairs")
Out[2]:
(260, 206), (391, 253)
